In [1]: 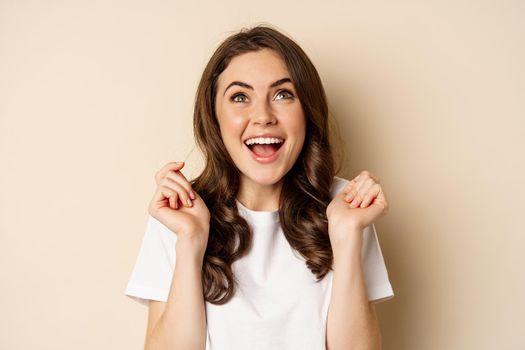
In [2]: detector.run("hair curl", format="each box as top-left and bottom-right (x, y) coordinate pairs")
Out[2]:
(190, 24), (343, 304)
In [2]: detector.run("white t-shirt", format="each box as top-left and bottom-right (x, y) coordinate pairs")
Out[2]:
(125, 176), (394, 349)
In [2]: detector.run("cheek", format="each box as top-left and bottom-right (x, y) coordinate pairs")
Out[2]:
(294, 116), (307, 153)
(230, 116), (246, 133)
(282, 120), (306, 157)
(290, 111), (306, 141)
(218, 110), (248, 146)
(222, 110), (247, 133)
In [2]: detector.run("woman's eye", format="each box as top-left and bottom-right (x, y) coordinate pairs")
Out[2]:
(231, 94), (247, 103)
(275, 90), (294, 100)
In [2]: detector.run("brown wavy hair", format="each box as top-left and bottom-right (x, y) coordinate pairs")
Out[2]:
(190, 24), (343, 305)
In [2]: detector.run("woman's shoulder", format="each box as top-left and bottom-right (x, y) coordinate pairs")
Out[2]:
(330, 175), (351, 199)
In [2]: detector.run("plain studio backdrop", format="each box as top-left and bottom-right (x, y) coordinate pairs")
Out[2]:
(1, 0), (524, 349)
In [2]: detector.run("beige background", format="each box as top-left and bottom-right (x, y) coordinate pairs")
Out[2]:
(1, 0), (524, 349)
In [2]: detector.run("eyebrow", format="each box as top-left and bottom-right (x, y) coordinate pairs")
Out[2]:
(222, 77), (293, 96)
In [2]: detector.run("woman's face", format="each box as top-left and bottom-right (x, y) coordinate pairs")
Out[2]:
(214, 48), (306, 189)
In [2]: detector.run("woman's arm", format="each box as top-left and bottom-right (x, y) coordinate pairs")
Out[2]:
(144, 237), (207, 350)
(325, 170), (389, 349)
(325, 231), (382, 350)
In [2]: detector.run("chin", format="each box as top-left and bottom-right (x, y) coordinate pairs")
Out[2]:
(246, 171), (284, 186)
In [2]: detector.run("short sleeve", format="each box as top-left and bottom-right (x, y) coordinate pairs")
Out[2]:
(124, 214), (178, 306)
(330, 176), (395, 303)
(361, 223), (394, 302)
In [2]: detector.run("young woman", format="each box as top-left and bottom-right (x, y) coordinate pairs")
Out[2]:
(125, 25), (394, 350)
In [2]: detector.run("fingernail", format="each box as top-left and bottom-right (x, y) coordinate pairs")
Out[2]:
(189, 190), (196, 200)
(345, 193), (353, 201)
(187, 198), (193, 207)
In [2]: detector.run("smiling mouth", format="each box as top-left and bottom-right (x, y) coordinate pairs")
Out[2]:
(245, 141), (285, 157)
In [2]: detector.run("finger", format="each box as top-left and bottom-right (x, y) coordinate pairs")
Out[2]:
(169, 191), (178, 209)
(164, 170), (196, 200)
(150, 185), (177, 210)
(344, 179), (359, 201)
(345, 176), (370, 202)
(158, 186), (179, 209)
(348, 178), (374, 207)
(343, 179), (357, 192)
(160, 185), (185, 210)
(155, 161), (185, 185)
(360, 183), (381, 208)
(356, 177), (376, 196)
(359, 170), (380, 183)
(373, 186), (389, 214)
(160, 178), (193, 208)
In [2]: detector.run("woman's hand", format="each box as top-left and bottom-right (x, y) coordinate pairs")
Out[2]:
(148, 162), (211, 251)
(326, 170), (389, 246)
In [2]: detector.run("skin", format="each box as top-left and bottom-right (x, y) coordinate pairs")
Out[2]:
(327, 170), (389, 240)
(146, 48), (391, 349)
(214, 48), (306, 211)
(325, 170), (389, 349)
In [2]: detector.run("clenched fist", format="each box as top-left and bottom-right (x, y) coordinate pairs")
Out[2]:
(148, 162), (211, 253)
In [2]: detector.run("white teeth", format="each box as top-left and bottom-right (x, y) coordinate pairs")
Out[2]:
(244, 137), (284, 146)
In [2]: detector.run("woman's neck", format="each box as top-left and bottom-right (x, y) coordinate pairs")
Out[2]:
(237, 178), (283, 211)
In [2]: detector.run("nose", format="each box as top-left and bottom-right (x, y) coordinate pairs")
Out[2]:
(251, 101), (277, 125)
